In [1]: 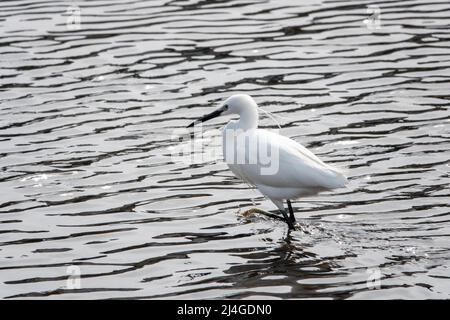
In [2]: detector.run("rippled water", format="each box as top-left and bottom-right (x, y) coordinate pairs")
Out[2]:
(1, 0), (450, 299)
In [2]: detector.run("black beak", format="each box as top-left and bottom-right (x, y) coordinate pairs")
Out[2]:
(187, 107), (224, 128)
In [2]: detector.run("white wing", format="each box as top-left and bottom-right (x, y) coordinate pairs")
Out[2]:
(224, 129), (347, 190)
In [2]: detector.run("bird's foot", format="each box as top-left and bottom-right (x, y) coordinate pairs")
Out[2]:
(285, 218), (296, 231)
(240, 208), (286, 222)
(280, 209), (296, 231)
(240, 207), (263, 216)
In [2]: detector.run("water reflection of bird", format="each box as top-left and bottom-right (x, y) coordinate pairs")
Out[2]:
(187, 94), (347, 230)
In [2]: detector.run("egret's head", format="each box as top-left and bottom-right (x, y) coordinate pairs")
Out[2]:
(221, 94), (257, 116)
(187, 94), (257, 128)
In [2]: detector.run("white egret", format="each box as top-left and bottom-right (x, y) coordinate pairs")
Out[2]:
(187, 94), (348, 230)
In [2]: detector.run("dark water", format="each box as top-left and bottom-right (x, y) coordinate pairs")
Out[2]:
(1, 0), (450, 299)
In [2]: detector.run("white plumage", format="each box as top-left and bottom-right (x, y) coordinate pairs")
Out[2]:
(188, 94), (348, 230)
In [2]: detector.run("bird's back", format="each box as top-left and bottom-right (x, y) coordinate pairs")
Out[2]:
(222, 127), (347, 192)
(269, 130), (347, 188)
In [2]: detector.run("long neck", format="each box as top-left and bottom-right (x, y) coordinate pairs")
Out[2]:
(237, 105), (258, 130)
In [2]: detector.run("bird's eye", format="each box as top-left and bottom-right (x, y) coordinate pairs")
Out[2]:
(223, 104), (228, 110)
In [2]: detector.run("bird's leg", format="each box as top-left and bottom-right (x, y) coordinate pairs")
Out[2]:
(280, 209), (295, 230)
(286, 199), (296, 223)
(271, 199), (296, 230)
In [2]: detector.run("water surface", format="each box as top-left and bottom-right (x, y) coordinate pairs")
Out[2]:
(1, 0), (450, 299)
